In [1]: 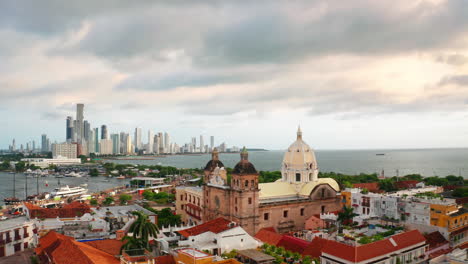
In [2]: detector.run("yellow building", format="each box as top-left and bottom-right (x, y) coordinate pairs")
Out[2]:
(341, 190), (352, 207)
(430, 202), (467, 247)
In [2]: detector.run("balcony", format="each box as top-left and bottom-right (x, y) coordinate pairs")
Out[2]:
(14, 235), (21, 241)
(0, 240), (5, 246)
(5, 238), (11, 243)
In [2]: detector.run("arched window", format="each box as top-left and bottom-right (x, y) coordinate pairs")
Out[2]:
(296, 173), (301, 182)
(251, 180), (254, 188)
(245, 180), (249, 187)
(309, 173), (312, 181)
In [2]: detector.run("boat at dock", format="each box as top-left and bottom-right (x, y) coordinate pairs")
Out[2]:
(51, 185), (88, 198)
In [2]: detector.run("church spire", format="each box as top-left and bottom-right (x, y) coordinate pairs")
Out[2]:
(212, 147), (219, 161)
(240, 146), (248, 161)
(297, 125), (302, 140)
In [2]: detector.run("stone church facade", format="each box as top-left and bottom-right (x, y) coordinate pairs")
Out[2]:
(202, 129), (342, 235)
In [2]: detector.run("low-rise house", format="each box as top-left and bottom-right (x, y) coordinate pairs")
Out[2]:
(395, 181), (423, 190)
(176, 186), (204, 225)
(177, 217), (260, 255)
(0, 216), (37, 257)
(254, 227), (283, 246)
(424, 231), (450, 259)
(320, 230), (427, 264)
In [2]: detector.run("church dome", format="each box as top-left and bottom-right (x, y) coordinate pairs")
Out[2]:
(233, 147), (257, 174)
(204, 148), (225, 171)
(281, 127), (319, 183)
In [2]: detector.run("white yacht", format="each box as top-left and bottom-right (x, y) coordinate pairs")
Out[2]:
(51, 185), (88, 197)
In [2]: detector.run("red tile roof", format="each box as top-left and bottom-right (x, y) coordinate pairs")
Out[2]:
(302, 237), (330, 258)
(277, 236), (311, 254)
(254, 227), (283, 246)
(83, 239), (124, 256)
(395, 181), (420, 189)
(322, 230), (426, 262)
(36, 231), (119, 264)
(429, 248), (453, 259)
(25, 201), (91, 219)
(178, 217), (235, 237)
(155, 255), (176, 264)
(352, 183), (380, 192)
(424, 231), (448, 250)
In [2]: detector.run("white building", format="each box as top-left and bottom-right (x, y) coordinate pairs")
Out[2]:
(148, 130), (154, 154)
(177, 218), (260, 255)
(134, 127), (142, 150)
(21, 157), (81, 168)
(99, 139), (113, 155)
(52, 143), (78, 159)
(0, 217), (37, 257)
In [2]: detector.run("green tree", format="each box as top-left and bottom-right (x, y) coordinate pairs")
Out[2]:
(128, 211), (159, 248)
(337, 206), (358, 228)
(14, 161), (26, 172)
(89, 168), (99, 177)
(452, 187), (468, 197)
(120, 194), (132, 205)
(120, 236), (147, 255)
(379, 179), (396, 192)
(78, 155), (87, 163)
(103, 197), (114, 206)
(90, 199), (98, 206)
(0, 160), (10, 170)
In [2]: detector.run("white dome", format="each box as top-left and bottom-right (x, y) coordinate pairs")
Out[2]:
(281, 127), (319, 183)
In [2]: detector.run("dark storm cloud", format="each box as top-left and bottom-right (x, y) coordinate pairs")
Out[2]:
(196, 0), (468, 67)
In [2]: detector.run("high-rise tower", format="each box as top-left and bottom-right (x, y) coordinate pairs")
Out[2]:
(66, 116), (74, 142)
(101, 125), (108, 140)
(134, 127), (142, 150)
(76, 103), (84, 143)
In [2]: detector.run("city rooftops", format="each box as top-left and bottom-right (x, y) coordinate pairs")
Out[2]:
(178, 248), (212, 259)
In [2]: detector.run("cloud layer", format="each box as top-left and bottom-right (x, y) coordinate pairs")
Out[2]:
(1, 0), (468, 149)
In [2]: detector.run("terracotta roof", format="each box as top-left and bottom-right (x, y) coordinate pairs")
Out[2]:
(25, 201), (91, 219)
(352, 183), (380, 192)
(395, 181), (420, 189)
(204, 160), (225, 171)
(277, 236), (310, 254)
(254, 227), (283, 246)
(424, 231), (448, 250)
(233, 160), (257, 174)
(429, 248), (453, 259)
(178, 217), (235, 237)
(322, 230), (426, 262)
(155, 255), (176, 264)
(302, 237), (330, 258)
(83, 239), (124, 256)
(36, 231), (119, 264)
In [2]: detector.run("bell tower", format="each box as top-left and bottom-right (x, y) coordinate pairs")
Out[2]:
(230, 147), (260, 235)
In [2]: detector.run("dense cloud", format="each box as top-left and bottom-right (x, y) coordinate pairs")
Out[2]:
(1, 0), (468, 148)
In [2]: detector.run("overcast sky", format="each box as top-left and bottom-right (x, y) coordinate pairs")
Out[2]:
(1, 0), (468, 150)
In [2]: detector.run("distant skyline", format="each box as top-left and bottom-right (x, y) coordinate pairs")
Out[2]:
(1, 1), (468, 150)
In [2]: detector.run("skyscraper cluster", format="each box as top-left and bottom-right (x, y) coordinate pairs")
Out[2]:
(5, 103), (240, 155)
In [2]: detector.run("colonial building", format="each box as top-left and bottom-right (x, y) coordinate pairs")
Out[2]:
(202, 128), (342, 235)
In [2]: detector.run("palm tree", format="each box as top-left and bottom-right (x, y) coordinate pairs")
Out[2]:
(337, 206), (358, 233)
(120, 236), (147, 255)
(129, 211), (159, 248)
